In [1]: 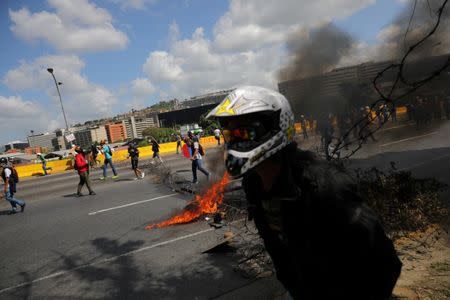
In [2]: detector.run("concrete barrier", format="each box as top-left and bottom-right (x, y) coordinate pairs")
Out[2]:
(15, 135), (224, 179)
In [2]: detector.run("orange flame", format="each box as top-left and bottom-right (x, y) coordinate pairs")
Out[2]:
(146, 172), (231, 230)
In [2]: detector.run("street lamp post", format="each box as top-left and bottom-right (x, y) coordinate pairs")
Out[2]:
(47, 68), (69, 131)
(47, 68), (75, 149)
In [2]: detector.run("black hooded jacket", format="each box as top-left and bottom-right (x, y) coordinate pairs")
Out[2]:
(242, 143), (402, 299)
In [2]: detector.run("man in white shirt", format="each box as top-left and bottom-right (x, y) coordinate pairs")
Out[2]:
(0, 158), (25, 214)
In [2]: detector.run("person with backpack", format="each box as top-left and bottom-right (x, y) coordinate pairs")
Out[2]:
(1, 157), (25, 214)
(127, 143), (144, 179)
(150, 138), (163, 164)
(188, 131), (210, 184)
(99, 140), (118, 180)
(74, 146), (96, 197)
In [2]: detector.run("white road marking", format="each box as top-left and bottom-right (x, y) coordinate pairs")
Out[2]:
(379, 123), (414, 132)
(88, 193), (178, 215)
(0, 228), (213, 294)
(398, 153), (450, 171)
(379, 132), (438, 147)
(0, 218), (246, 294)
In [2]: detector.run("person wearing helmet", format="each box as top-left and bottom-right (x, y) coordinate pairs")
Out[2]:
(1, 157), (26, 214)
(207, 86), (401, 299)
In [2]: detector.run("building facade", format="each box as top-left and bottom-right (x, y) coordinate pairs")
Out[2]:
(277, 54), (450, 119)
(105, 123), (127, 143)
(180, 90), (232, 108)
(122, 114), (159, 139)
(90, 126), (108, 144)
(27, 133), (57, 152)
(4, 141), (29, 151)
(74, 130), (93, 149)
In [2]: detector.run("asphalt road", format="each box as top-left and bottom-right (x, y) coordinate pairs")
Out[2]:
(1, 120), (449, 299)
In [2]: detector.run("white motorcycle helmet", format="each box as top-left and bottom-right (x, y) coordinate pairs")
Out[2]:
(207, 86), (295, 177)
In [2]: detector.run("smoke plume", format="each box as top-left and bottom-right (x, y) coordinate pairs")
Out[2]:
(278, 23), (353, 81)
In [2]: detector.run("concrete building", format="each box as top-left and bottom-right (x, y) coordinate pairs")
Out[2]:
(27, 133), (57, 152)
(105, 123), (127, 143)
(158, 104), (217, 128)
(277, 54), (450, 119)
(72, 126), (108, 149)
(122, 114), (159, 139)
(90, 126), (108, 144)
(4, 141), (29, 152)
(73, 130), (93, 149)
(181, 90), (232, 108)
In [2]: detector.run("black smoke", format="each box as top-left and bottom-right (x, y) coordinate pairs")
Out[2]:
(278, 23), (353, 81)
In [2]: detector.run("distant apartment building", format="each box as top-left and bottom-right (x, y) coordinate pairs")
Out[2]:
(4, 141), (29, 152)
(278, 54), (450, 119)
(27, 133), (57, 152)
(90, 126), (108, 144)
(73, 130), (92, 149)
(105, 123), (127, 143)
(73, 126), (108, 149)
(25, 146), (48, 155)
(122, 114), (158, 139)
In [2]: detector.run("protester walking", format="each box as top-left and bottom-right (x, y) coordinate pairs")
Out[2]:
(90, 143), (100, 167)
(300, 115), (308, 140)
(37, 153), (52, 175)
(128, 143), (144, 179)
(1, 157), (25, 214)
(99, 140), (118, 180)
(176, 134), (182, 154)
(214, 128), (221, 145)
(188, 131), (210, 183)
(74, 146), (95, 197)
(151, 139), (163, 164)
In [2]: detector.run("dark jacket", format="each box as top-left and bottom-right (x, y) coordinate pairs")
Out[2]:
(242, 143), (401, 300)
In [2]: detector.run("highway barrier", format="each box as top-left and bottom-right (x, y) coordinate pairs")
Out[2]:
(15, 135), (223, 179)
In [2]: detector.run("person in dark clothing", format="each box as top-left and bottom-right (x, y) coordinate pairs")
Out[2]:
(207, 86), (401, 300)
(74, 146), (95, 197)
(299, 115), (308, 140)
(151, 139), (163, 164)
(176, 134), (182, 154)
(128, 143), (144, 179)
(90, 143), (100, 167)
(1, 157), (25, 214)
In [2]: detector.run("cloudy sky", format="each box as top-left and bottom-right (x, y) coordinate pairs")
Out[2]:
(0, 0), (409, 144)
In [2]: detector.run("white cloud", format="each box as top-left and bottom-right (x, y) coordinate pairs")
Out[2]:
(140, 1), (375, 98)
(110, 0), (158, 10)
(3, 55), (118, 126)
(213, 0), (375, 51)
(0, 95), (51, 141)
(127, 77), (156, 108)
(143, 51), (184, 82)
(9, 0), (128, 53)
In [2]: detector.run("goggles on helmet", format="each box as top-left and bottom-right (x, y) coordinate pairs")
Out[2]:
(219, 111), (280, 152)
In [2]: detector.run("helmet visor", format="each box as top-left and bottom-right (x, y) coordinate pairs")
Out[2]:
(219, 111), (280, 152)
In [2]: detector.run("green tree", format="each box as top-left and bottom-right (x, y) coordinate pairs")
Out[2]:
(142, 127), (177, 143)
(198, 110), (219, 135)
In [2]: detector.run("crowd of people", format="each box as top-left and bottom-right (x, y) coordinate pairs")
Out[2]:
(1, 129), (220, 213)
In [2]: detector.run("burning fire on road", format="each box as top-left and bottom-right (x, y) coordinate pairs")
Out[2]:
(146, 172), (231, 230)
